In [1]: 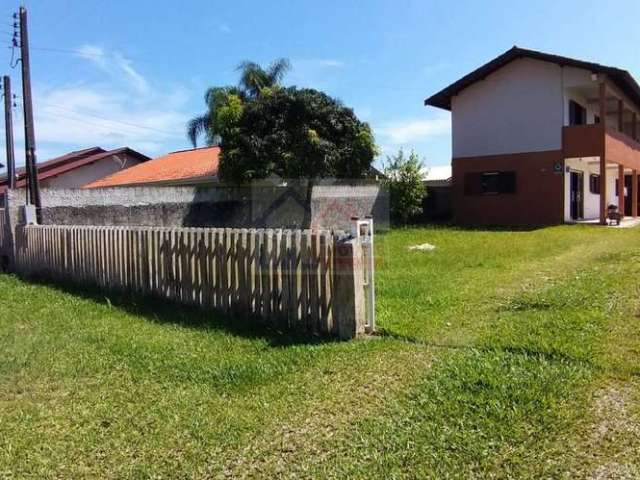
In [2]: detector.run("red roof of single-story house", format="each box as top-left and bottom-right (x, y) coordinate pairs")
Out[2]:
(84, 146), (221, 188)
(0, 146), (150, 195)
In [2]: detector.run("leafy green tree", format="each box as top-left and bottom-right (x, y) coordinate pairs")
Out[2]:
(187, 58), (291, 147)
(383, 149), (426, 225)
(219, 87), (376, 182)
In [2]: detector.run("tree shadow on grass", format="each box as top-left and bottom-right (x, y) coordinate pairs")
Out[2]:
(24, 275), (337, 348)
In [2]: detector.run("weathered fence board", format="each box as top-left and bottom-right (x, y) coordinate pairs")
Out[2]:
(12, 224), (368, 337)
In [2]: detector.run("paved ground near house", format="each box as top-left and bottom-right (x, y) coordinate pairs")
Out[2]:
(573, 217), (640, 228)
(0, 225), (639, 478)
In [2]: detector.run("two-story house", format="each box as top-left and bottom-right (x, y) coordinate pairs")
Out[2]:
(425, 46), (640, 226)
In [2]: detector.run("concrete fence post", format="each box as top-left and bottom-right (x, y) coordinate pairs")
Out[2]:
(3, 189), (32, 273)
(3, 192), (19, 271)
(0, 208), (9, 270)
(333, 235), (366, 339)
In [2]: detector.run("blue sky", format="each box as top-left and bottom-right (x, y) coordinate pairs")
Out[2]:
(1, 0), (640, 172)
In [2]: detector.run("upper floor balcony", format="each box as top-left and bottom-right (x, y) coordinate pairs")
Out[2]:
(562, 78), (640, 171)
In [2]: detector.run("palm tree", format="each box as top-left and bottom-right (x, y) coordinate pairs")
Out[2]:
(187, 58), (290, 147)
(236, 58), (290, 98)
(187, 86), (242, 147)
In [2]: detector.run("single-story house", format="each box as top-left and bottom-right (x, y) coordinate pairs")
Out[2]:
(85, 146), (220, 188)
(0, 146), (149, 206)
(425, 46), (640, 226)
(85, 145), (384, 189)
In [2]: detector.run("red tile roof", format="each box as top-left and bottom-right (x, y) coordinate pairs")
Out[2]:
(0, 146), (150, 194)
(84, 146), (221, 188)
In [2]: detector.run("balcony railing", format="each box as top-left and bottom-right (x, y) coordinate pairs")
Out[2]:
(562, 124), (604, 158)
(562, 123), (640, 170)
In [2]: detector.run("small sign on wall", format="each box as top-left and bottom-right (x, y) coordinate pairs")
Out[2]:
(553, 162), (564, 174)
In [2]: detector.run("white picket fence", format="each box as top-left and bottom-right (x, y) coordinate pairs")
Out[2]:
(13, 224), (365, 335)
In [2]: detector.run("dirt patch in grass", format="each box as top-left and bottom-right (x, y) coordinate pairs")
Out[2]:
(566, 380), (640, 479)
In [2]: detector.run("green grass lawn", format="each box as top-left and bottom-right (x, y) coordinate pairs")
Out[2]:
(1, 225), (640, 478)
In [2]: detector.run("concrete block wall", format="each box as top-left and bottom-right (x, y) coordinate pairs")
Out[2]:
(5, 183), (389, 232)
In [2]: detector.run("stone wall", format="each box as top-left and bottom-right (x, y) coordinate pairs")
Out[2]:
(5, 183), (389, 232)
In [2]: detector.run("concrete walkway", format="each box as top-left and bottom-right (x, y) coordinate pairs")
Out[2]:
(572, 217), (640, 228)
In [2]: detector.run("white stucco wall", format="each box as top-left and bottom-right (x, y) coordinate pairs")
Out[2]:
(41, 153), (143, 189)
(451, 58), (565, 158)
(563, 157), (618, 221)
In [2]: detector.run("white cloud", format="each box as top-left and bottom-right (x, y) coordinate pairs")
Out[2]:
(74, 44), (150, 95)
(293, 58), (345, 71)
(0, 48), (193, 168)
(75, 44), (108, 68)
(218, 23), (232, 34)
(31, 85), (187, 149)
(376, 116), (451, 144)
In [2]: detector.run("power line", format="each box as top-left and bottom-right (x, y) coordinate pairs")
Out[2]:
(29, 46), (108, 58)
(1, 110), (180, 152)
(36, 110), (158, 138)
(39, 102), (181, 137)
(3, 45), (108, 59)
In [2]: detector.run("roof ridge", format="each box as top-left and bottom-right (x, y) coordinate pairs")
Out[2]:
(0, 146), (148, 187)
(169, 145), (221, 154)
(425, 47), (640, 111)
(84, 145), (220, 188)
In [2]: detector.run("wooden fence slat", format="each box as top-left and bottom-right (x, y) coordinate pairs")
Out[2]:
(319, 232), (333, 333)
(211, 229), (219, 309)
(229, 229), (239, 311)
(237, 229), (247, 316)
(280, 230), (291, 327)
(205, 229), (213, 307)
(110, 227), (117, 289)
(300, 230), (310, 329)
(249, 229), (258, 316)
(11, 224), (351, 337)
(291, 230), (302, 325)
(221, 229), (230, 312)
(151, 228), (159, 296)
(309, 231), (320, 332)
(193, 229), (200, 306)
(259, 230), (270, 320)
(270, 230), (279, 320)
(253, 229), (262, 317)
(187, 229), (196, 305)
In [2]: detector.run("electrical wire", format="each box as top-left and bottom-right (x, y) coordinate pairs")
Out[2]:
(3, 110), (178, 151)
(29, 46), (108, 58)
(14, 44), (428, 92)
(40, 102), (180, 136)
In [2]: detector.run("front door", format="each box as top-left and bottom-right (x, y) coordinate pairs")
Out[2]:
(623, 174), (638, 216)
(570, 171), (584, 220)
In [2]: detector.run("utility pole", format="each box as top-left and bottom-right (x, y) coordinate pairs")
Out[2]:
(3, 76), (16, 189)
(18, 6), (41, 221)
